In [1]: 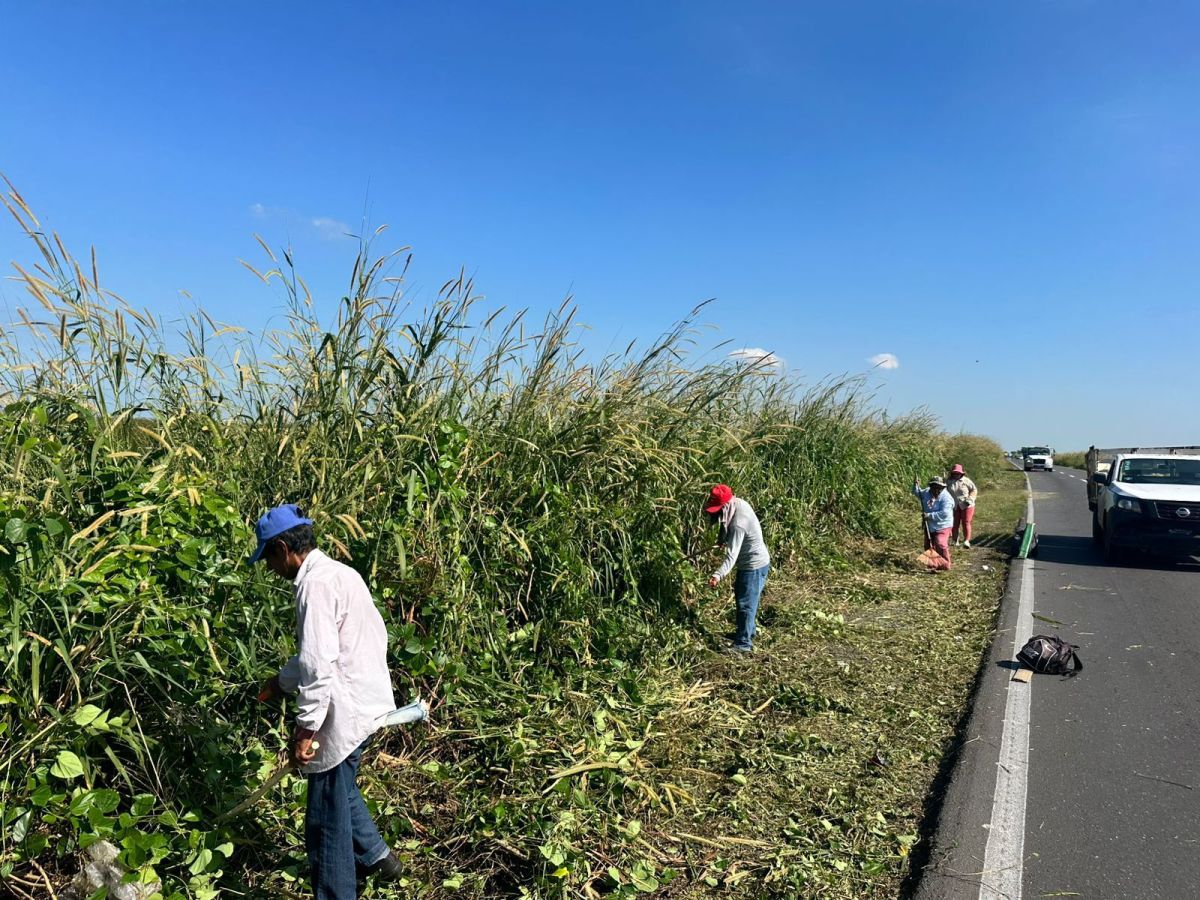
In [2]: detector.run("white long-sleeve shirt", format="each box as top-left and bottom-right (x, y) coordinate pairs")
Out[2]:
(712, 498), (771, 581)
(277, 549), (396, 773)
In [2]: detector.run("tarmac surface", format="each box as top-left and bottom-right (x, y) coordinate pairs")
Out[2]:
(914, 466), (1200, 900)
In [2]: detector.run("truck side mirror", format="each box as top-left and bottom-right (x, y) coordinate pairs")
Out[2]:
(1091, 473), (1107, 485)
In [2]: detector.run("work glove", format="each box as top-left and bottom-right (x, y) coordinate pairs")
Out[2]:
(257, 675), (283, 703)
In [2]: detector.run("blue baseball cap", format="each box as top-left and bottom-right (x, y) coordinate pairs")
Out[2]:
(249, 504), (313, 564)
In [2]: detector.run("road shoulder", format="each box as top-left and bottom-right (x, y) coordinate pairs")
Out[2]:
(909, 471), (1031, 899)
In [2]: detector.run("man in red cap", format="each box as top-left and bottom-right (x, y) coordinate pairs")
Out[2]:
(946, 464), (978, 548)
(704, 485), (771, 652)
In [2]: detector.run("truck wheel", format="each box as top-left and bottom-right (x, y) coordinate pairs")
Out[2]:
(1104, 525), (1124, 564)
(1092, 511), (1102, 544)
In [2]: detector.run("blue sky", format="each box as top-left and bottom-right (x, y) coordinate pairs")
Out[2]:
(2, 1), (1197, 451)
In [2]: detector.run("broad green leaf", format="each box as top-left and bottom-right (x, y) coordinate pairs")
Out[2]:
(4, 518), (27, 544)
(73, 704), (104, 727)
(11, 810), (32, 842)
(92, 789), (121, 814)
(632, 873), (660, 892)
(70, 791), (97, 816)
(50, 750), (85, 781)
(131, 793), (155, 817)
(189, 848), (213, 876)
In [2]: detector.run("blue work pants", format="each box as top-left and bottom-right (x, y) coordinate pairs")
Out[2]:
(305, 739), (389, 900)
(733, 564), (770, 650)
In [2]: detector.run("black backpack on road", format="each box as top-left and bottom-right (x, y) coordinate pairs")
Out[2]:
(1017, 634), (1083, 676)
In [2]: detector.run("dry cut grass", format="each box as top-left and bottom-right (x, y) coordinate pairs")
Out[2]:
(344, 469), (1026, 898)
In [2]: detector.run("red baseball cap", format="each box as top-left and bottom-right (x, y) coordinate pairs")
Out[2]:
(704, 484), (733, 513)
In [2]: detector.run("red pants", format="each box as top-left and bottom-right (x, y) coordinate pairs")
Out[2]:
(953, 506), (975, 542)
(925, 527), (953, 568)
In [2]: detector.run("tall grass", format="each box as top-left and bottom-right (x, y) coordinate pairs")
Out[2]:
(1052, 451), (1086, 469)
(940, 433), (1009, 488)
(0, 180), (947, 897)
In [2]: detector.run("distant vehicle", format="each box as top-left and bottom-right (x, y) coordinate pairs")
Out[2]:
(1088, 448), (1200, 563)
(1021, 446), (1053, 472)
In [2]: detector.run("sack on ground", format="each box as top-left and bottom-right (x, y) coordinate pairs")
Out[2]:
(1017, 634), (1082, 676)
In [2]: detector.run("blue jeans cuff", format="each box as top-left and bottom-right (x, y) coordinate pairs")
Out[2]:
(366, 844), (390, 867)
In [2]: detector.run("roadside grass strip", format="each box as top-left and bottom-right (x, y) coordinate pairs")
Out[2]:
(0, 190), (1026, 899)
(353, 469), (1027, 899)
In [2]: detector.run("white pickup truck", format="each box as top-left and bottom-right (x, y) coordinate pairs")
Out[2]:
(1088, 448), (1200, 563)
(1022, 446), (1053, 472)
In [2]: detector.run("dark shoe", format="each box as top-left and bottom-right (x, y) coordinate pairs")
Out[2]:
(364, 851), (404, 882)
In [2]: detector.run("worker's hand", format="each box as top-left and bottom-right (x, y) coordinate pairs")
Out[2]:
(257, 675), (282, 703)
(289, 728), (318, 767)
(707, 575), (720, 589)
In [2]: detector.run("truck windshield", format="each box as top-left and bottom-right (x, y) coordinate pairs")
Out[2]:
(1116, 459), (1200, 486)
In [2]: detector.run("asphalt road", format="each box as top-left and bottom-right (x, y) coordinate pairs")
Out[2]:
(913, 466), (1200, 900)
(1022, 467), (1200, 898)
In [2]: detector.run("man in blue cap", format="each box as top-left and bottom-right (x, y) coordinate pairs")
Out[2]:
(251, 504), (402, 898)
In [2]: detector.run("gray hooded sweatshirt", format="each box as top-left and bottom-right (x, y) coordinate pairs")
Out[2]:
(713, 497), (771, 581)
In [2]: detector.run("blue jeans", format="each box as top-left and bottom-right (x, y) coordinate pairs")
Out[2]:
(306, 739), (389, 900)
(733, 564), (770, 650)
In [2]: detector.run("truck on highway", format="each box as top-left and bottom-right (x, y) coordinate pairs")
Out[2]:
(1087, 446), (1200, 562)
(1021, 446), (1054, 471)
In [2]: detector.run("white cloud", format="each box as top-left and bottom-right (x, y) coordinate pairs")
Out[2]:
(729, 347), (783, 371)
(869, 353), (900, 370)
(310, 217), (352, 241)
(248, 204), (352, 240)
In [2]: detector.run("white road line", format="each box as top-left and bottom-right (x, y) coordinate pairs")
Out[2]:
(979, 476), (1035, 900)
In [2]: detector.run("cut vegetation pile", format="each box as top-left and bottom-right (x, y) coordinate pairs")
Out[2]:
(0, 183), (1011, 898)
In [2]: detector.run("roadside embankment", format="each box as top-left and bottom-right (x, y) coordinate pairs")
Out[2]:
(0, 191), (1018, 899)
